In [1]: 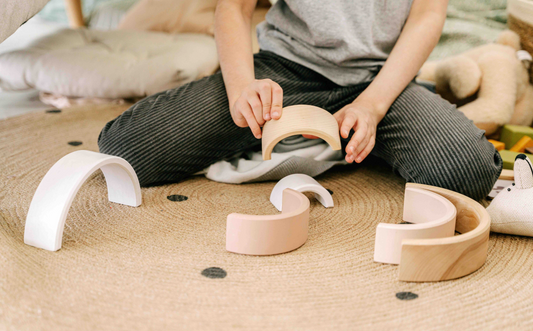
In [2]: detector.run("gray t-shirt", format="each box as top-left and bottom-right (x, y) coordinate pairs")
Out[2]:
(257, 0), (414, 86)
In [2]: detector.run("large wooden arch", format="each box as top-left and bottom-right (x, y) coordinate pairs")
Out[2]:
(398, 183), (491, 282)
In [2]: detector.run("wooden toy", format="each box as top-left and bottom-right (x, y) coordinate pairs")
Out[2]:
(24, 150), (142, 251)
(270, 174), (333, 211)
(499, 169), (515, 180)
(488, 139), (505, 151)
(500, 124), (533, 149)
(526, 146), (533, 154)
(510, 136), (533, 152)
(374, 187), (457, 264)
(226, 189), (310, 255)
(499, 149), (533, 169)
(397, 183), (490, 282)
(262, 105), (341, 161)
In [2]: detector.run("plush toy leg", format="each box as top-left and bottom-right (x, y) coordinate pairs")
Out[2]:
(435, 55), (482, 99)
(458, 51), (518, 135)
(510, 84), (533, 127)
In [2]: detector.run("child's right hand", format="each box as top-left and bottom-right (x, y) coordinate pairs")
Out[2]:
(230, 79), (283, 139)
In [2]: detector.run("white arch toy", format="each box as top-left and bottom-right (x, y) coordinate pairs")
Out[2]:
(261, 105), (341, 160)
(270, 174), (333, 211)
(374, 186), (457, 264)
(24, 150), (142, 251)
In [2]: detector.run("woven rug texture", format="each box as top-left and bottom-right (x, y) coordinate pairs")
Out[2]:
(1, 104), (532, 330)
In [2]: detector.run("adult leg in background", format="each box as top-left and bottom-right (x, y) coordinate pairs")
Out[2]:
(325, 82), (502, 201)
(98, 51), (337, 186)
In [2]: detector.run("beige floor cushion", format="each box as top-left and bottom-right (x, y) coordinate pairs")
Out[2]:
(0, 28), (219, 98)
(118, 0), (217, 36)
(0, 0), (49, 43)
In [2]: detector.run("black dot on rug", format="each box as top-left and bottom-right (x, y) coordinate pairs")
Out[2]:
(396, 292), (418, 300)
(67, 141), (83, 146)
(167, 194), (188, 202)
(45, 109), (62, 114)
(201, 267), (227, 279)
(327, 189), (333, 195)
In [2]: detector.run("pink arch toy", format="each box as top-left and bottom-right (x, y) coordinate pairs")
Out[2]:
(226, 188), (310, 255)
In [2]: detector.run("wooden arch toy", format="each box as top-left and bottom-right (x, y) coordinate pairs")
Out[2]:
(270, 174), (333, 211)
(261, 105), (341, 160)
(396, 183), (491, 282)
(24, 150), (142, 251)
(374, 187), (457, 264)
(226, 188), (310, 255)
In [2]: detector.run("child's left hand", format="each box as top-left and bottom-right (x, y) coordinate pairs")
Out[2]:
(333, 99), (383, 164)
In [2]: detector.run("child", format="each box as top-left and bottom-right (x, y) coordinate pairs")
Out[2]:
(98, 0), (502, 200)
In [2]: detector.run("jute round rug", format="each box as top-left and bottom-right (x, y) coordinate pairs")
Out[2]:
(1, 105), (533, 330)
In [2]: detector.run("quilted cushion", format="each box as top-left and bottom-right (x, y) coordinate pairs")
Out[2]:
(0, 28), (219, 98)
(0, 0), (48, 43)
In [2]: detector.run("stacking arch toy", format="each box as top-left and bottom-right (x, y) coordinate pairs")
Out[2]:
(374, 186), (457, 265)
(226, 188), (310, 255)
(392, 183), (491, 282)
(24, 150), (142, 251)
(261, 105), (341, 160)
(270, 174), (333, 211)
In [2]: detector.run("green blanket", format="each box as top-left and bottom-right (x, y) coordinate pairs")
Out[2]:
(430, 0), (508, 60)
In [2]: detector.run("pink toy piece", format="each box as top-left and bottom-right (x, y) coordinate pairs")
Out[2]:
(24, 150), (142, 251)
(226, 188), (310, 255)
(373, 186), (457, 264)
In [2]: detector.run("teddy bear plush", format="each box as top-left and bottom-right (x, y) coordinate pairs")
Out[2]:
(418, 30), (533, 136)
(487, 154), (533, 236)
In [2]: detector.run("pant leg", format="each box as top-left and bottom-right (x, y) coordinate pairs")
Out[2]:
(325, 82), (502, 201)
(98, 51), (336, 186)
(372, 83), (502, 200)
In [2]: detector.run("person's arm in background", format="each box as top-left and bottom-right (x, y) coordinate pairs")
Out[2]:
(215, 0), (283, 139)
(337, 0), (448, 163)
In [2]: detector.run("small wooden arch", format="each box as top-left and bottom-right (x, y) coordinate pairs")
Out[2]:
(398, 183), (491, 282)
(374, 186), (457, 265)
(24, 150), (142, 251)
(270, 174), (333, 211)
(226, 189), (310, 255)
(261, 105), (341, 160)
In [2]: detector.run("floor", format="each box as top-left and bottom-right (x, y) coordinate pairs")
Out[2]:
(0, 17), (68, 119)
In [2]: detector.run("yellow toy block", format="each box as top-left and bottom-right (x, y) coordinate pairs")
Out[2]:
(500, 125), (533, 148)
(510, 136), (533, 153)
(488, 139), (505, 151)
(499, 150), (533, 169)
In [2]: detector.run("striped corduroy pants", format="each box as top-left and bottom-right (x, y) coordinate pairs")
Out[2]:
(98, 51), (502, 200)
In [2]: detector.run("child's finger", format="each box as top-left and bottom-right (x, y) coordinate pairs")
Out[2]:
(355, 135), (375, 163)
(240, 104), (262, 139)
(340, 112), (357, 138)
(345, 153), (354, 163)
(246, 92), (265, 126)
(257, 81), (272, 121)
(302, 134), (319, 139)
(353, 126), (371, 156)
(271, 82), (283, 120)
(346, 122), (366, 155)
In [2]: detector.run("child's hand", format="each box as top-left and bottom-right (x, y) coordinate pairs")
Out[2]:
(333, 99), (383, 163)
(230, 79), (283, 139)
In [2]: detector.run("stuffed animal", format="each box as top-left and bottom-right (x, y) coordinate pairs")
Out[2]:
(487, 154), (533, 236)
(418, 30), (533, 136)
